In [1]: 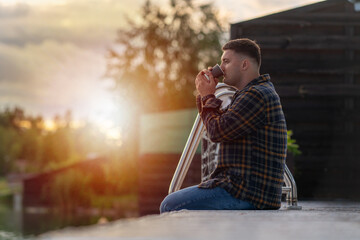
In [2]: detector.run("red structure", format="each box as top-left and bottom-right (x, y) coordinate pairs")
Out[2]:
(22, 157), (108, 208)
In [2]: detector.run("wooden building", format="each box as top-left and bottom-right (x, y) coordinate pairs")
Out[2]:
(230, 0), (360, 199)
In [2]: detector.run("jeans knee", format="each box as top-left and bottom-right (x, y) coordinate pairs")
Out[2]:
(159, 194), (172, 213)
(159, 198), (167, 213)
(160, 193), (179, 213)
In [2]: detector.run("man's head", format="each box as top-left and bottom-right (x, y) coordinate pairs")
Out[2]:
(220, 38), (261, 89)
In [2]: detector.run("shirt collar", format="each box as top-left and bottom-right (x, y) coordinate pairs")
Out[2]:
(234, 74), (271, 95)
(247, 74), (271, 87)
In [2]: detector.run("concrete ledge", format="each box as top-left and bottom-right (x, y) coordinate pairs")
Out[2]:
(39, 201), (360, 240)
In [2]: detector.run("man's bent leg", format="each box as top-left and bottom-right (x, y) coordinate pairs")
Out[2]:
(159, 185), (256, 213)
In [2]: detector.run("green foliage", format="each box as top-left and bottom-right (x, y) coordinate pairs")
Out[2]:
(0, 178), (11, 197)
(0, 107), (138, 212)
(0, 107), (124, 175)
(106, 0), (228, 112)
(0, 126), (20, 175)
(287, 130), (301, 156)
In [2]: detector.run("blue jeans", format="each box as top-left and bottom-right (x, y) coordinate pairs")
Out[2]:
(160, 185), (256, 213)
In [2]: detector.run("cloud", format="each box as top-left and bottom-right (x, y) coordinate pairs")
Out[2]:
(0, 0), (143, 48)
(0, 0), (143, 121)
(0, 40), (115, 120)
(0, 3), (30, 18)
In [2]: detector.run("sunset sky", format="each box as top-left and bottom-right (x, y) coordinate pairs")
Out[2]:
(0, 0), (322, 131)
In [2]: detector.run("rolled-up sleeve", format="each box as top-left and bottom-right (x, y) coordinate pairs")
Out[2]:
(200, 88), (266, 142)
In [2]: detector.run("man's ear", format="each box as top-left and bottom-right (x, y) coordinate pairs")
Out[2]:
(241, 59), (249, 70)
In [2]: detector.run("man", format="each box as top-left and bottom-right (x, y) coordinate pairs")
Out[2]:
(160, 38), (287, 212)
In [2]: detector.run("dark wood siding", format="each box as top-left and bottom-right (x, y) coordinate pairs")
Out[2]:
(138, 109), (201, 215)
(138, 154), (201, 215)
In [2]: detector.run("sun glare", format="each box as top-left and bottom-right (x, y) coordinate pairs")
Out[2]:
(42, 117), (123, 145)
(43, 119), (56, 132)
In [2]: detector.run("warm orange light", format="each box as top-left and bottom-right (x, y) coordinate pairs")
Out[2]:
(43, 120), (57, 132)
(69, 120), (86, 129)
(18, 120), (31, 129)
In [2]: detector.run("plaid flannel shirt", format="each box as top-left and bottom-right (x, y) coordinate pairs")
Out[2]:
(197, 74), (287, 210)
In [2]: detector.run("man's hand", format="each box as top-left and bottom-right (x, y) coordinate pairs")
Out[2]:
(195, 68), (219, 98)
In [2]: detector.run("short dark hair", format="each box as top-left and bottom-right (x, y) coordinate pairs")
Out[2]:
(222, 38), (261, 67)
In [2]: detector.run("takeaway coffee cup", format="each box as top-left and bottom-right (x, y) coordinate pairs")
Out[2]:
(211, 64), (224, 78)
(204, 64), (224, 81)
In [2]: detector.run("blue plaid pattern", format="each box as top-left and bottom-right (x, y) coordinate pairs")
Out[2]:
(197, 74), (287, 209)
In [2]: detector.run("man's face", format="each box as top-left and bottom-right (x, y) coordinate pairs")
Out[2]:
(220, 50), (246, 87)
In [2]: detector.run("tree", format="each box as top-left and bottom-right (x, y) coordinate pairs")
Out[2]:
(105, 0), (227, 164)
(0, 126), (21, 175)
(106, 0), (227, 113)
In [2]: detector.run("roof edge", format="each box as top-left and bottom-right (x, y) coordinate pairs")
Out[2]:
(231, 0), (345, 26)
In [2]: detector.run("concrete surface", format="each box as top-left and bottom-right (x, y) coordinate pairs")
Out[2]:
(38, 201), (360, 240)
